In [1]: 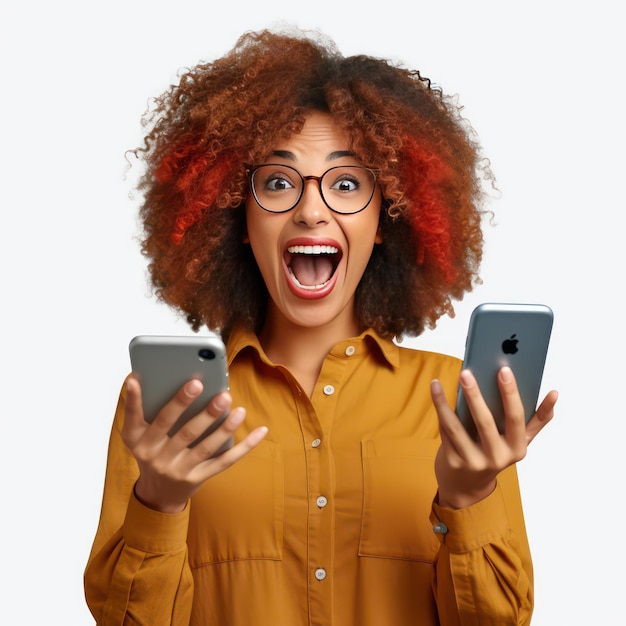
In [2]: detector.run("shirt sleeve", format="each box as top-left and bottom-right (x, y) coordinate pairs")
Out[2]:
(84, 382), (195, 625)
(429, 465), (534, 626)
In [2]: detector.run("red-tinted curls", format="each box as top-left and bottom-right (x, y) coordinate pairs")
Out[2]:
(154, 136), (195, 185)
(399, 135), (459, 284)
(157, 148), (240, 245)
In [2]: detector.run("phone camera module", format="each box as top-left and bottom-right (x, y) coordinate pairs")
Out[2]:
(198, 348), (216, 360)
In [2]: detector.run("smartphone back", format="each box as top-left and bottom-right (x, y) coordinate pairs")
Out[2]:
(129, 335), (229, 429)
(455, 303), (553, 438)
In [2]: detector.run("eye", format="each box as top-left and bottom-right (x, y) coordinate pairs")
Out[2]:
(260, 168), (298, 193)
(266, 175), (294, 192)
(328, 173), (361, 193)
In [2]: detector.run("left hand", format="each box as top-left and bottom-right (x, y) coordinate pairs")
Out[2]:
(430, 366), (558, 509)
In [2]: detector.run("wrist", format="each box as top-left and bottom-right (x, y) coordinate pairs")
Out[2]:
(133, 480), (187, 515)
(436, 480), (497, 510)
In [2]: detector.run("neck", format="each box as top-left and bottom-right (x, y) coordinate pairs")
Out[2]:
(259, 303), (361, 396)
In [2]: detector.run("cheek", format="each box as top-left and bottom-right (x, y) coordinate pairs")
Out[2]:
(346, 214), (382, 279)
(245, 203), (282, 276)
(353, 205), (382, 256)
(347, 231), (379, 280)
(363, 192), (383, 244)
(244, 199), (264, 252)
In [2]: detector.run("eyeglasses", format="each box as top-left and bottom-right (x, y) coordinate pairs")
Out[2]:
(248, 164), (377, 214)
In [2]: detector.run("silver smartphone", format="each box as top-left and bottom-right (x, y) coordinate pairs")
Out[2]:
(129, 335), (232, 453)
(455, 303), (554, 438)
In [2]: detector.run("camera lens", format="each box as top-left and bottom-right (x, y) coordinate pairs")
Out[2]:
(198, 348), (216, 360)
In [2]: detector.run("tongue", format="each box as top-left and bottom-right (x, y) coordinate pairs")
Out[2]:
(290, 255), (334, 286)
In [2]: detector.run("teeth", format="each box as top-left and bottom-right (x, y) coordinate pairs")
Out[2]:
(287, 245), (339, 255)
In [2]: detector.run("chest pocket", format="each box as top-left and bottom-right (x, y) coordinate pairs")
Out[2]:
(359, 438), (440, 562)
(187, 439), (283, 569)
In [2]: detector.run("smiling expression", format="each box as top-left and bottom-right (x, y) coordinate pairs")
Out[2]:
(245, 111), (383, 334)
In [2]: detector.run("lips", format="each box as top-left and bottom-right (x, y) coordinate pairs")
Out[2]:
(283, 238), (342, 299)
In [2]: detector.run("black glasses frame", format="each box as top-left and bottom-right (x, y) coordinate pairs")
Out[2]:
(246, 163), (378, 215)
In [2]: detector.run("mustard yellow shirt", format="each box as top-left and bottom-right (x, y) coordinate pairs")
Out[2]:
(85, 327), (533, 625)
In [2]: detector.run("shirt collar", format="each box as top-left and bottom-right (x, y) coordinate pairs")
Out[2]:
(361, 328), (401, 369)
(226, 325), (400, 370)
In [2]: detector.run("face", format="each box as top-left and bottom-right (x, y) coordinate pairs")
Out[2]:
(245, 111), (382, 335)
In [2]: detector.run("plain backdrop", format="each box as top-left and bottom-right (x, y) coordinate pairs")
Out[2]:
(2, 1), (623, 624)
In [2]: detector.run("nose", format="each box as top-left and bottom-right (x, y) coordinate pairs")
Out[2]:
(292, 178), (331, 227)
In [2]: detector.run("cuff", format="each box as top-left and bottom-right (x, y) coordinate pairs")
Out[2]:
(430, 480), (511, 553)
(123, 491), (190, 554)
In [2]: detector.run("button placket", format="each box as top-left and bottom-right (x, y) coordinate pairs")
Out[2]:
(307, 349), (347, 616)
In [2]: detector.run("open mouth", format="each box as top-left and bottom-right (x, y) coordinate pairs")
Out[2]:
(284, 244), (342, 291)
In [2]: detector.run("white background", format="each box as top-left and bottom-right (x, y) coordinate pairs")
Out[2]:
(1, 1), (623, 624)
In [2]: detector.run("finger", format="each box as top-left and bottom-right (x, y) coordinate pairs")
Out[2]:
(184, 405), (268, 483)
(194, 422), (269, 479)
(525, 389), (558, 444)
(121, 375), (150, 447)
(497, 367), (527, 453)
(458, 370), (500, 445)
(170, 391), (232, 448)
(186, 405), (246, 460)
(430, 379), (473, 459)
(143, 379), (205, 443)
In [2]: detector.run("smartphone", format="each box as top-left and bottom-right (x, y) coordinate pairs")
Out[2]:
(455, 303), (554, 438)
(129, 335), (232, 453)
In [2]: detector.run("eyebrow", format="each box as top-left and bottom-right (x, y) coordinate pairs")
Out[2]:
(270, 150), (355, 161)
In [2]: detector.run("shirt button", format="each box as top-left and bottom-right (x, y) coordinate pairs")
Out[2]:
(311, 438), (321, 448)
(323, 384), (335, 395)
(315, 568), (327, 581)
(345, 345), (355, 356)
(316, 496), (328, 508)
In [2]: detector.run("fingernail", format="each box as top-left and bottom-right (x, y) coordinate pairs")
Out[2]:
(250, 426), (268, 444)
(459, 369), (474, 386)
(229, 407), (245, 426)
(500, 366), (512, 382)
(211, 393), (229, 412)
(184, 379), (203, 397)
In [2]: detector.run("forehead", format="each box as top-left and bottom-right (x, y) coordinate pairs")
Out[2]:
(272, 111), (352, 161)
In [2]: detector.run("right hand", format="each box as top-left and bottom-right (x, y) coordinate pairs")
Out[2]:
(430, 367), (557, 509)
(121, 375), (268, 514)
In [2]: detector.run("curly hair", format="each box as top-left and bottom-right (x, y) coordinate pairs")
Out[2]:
(134, 28), (490, 341)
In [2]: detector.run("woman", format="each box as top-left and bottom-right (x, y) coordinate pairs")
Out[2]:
(84, 28), (557, 625)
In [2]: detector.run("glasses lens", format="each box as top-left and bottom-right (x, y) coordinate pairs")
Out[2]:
(320, 166), (376, 214)
(251, 165), (303, 213)
(250, 164), (376, 213)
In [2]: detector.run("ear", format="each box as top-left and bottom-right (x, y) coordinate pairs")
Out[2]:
(375, 224), (383, 244)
